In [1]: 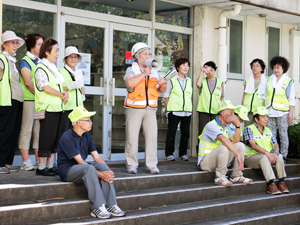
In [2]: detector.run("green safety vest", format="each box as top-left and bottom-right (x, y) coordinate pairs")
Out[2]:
(243, 78), (264, 112)
(265, 77), (292, 112)
(34, 63), (63, 112)
(244, 123), (273, 156)
(167, 76), (192, 112)
(59, 67), (83, 111)
(0, 54), (12, 106)
(198, 119), (229, 156)
(19, 56), (37, 101)
(197, 77), (222, 114)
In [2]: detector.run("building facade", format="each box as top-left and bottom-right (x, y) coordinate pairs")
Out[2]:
(1, 0), (299, 164)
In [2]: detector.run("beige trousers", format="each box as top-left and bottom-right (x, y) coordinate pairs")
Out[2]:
(125, 107), (158, 169)
(19, 101), (40, 150)
(245, 154), (286, 182)
(200, 142), (245, 178)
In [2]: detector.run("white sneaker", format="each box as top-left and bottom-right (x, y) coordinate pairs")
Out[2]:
(214, 177), (233, 186)
(165, 155), (175, 161)
(20, 159), (35, 171)
(147, 167), (160, 174)
(90, 204), (112, 219)
(127, 167), (137, 174)
(229, 176), (253, 184)
(107, 205), (126, 217)
(180, 155), (189, 161)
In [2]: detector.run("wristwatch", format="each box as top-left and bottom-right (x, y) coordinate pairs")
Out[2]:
(275, 151), (280, 155)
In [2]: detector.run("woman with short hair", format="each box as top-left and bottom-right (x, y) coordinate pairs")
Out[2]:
(164, 58), (192, 161)
(19, 33), (44, 171)
(265, 56), (295, 160)
(0, 30), (25, 174)
(242, 58), (267, 126)
(34, 38), (69, 176)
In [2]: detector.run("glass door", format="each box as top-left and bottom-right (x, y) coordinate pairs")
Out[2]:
(108, 23), (151, 161)
(61, 16), (151, 161)
(61, 15), (109, 160)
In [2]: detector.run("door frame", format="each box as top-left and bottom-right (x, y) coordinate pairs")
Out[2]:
(291, 30), (300, 122)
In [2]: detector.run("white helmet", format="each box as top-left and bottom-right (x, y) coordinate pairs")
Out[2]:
(131, 42), (150, 60)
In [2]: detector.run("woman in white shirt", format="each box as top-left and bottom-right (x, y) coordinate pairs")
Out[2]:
(265, 56), (295, 160)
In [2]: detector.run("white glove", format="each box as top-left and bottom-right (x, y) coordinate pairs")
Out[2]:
(68, 80), (81, 90)
(82, 94), (86, 101)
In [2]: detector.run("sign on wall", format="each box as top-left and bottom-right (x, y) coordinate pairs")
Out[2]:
(76, 53), (91, 85)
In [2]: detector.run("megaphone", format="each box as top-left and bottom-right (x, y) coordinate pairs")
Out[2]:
(145, 57), (163, 71)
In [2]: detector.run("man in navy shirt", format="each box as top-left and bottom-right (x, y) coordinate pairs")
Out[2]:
(57, 106), (125, 219)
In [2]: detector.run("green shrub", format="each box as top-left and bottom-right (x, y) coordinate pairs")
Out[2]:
(288, 122), (300, 158)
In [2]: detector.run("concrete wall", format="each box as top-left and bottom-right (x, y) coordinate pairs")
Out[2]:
(191, 5), (299, 157)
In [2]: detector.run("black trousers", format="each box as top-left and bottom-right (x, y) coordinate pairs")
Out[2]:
(38, 111), (70, 157)
(198, 112), (217, 136)
(165, 112), (191, 157)
(0, 100), (23, 166)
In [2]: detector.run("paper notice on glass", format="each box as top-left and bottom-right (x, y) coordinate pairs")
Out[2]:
(76, 53), (91, 85)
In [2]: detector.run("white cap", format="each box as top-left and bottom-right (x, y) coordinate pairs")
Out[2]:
(63, 46), (82, 63)
(1, 31), (25, 49)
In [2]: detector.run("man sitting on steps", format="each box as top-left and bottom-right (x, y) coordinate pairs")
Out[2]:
(243, 106), (289, 195)
(57, 106), (126, 219)
(198, 100), (253, 186)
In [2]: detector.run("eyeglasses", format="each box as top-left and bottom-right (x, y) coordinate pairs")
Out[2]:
(68, 55), (79, 60)
(79, 119), (92, 123)
(8, 41), (19, 46)
(140, 53), (152, 56)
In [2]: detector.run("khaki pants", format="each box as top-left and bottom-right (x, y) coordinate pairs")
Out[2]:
(19, 101), (40, 150)
(200, 142), (245, 178)
(245, 154), (286, 182)
(125, 107), (158, 169)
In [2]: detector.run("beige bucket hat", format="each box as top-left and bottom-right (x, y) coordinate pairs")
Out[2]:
(63, 46), (82, 63)
(1, 30), (25, 49)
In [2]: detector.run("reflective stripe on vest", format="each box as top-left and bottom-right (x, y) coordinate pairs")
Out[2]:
(59, 67), (83, 110)
(244, 124), (273, 155)
(34, 63), (63, 112)
(243, 78), (264, 112)
(197, 78), (222, 114)
(265, 77), (292, 112)
(124, 76), (160, 108)
(0, 54), (12, 106)
(20, 56), (36, 101)
(198, 119), (229, 156)
(167, 76), (192, 112)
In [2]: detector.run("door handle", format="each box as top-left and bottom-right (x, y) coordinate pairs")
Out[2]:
(112, 78), (115, 106)
(105, 77), (109, 105)
(100, 77), (103, 105)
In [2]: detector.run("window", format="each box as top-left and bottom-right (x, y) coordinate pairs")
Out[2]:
(227, 15), (245, 80)
(2, 5), (54, 66)
(266, 22), (281, 76)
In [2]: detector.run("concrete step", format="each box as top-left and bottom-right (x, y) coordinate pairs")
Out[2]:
(32, 189), (300, 225)
(2, 178), (299, 225)
(188, 205), (300, 225)
(2, 163), (299, 205)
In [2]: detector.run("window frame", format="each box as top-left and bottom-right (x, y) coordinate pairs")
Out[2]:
(227, 14), (245, 80)
(265, 20), (282, 76)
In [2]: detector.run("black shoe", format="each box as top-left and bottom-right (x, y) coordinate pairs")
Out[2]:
(47, 167), (58, 175)
(36, 168), (56, 176)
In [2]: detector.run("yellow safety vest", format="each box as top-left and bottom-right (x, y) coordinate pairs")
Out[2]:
(198, 119), (229, 156)
(20, 56), (37, 101)
(59, 67), (83, 111)
(197, 78), (222, 114)
(265, 77), (292, 112)
(0, 54), (12, 106)
(34, 63), (63, 112)
(243, 78), (264, 112)
(244, 124), (273, 156)
(167, 76), (192, 112)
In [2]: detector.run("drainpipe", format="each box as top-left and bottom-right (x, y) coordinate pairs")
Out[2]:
(218, 4), (241, 92)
